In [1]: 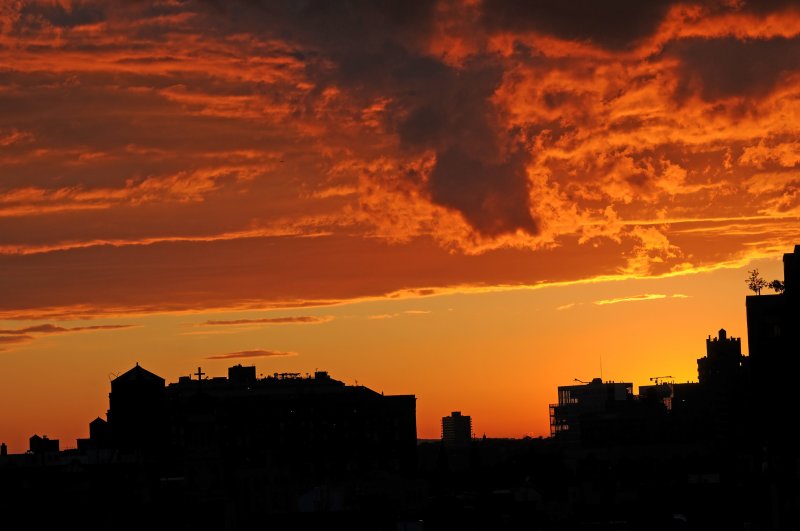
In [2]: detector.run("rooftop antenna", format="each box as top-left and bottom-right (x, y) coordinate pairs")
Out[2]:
(600, 354), (603, 382)
(574, 378), (590, 384)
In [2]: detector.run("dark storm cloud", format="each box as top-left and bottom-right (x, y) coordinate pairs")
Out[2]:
(668, 37), (800, 102)
(199, 0), (539, 236)
(206, 0), (436, 47)
(18, 0), (105, 29)
(389, 55), (537, 235)
(430, 147), (535, 236)
(5, 0), (800, 307)
(480, 0), (676, 50)
(730, 0), (800, 16)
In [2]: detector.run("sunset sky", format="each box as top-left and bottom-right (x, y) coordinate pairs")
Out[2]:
(2, 0), (800, 452)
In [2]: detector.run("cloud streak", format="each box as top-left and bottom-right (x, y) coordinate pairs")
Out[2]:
(0, 335), (33, 344)
(0, 324), (134, 335)
(201, 316), (332, 326)
(206, 349), (297, 360)
(593, 293), (689, 306)
(0, 322), (133, 352)
(367, 310), (432, 320)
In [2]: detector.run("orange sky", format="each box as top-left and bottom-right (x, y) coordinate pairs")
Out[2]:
(2, 0), (800, 452)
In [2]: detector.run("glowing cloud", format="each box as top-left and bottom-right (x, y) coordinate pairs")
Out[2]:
(593, 293), (689, 306)
(2, 0), (800, 319)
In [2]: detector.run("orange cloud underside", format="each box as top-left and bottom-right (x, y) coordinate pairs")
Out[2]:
(1, 0), (800, 450)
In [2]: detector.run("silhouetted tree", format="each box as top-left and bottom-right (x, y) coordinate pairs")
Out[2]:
(746, 269), (768, 295)
(769, 279), (785, 293)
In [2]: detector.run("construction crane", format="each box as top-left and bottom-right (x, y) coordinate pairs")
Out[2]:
(649, 375), (674, 385)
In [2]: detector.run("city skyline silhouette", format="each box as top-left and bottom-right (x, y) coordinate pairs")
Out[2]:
(4, 0), (800, 452)
(3, 244), (800, 529)
(4, 1), (800, 528)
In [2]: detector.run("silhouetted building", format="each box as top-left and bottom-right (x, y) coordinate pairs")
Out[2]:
(28, 434), (58, 454)
(1, 442), (7, 457)
(698, 328), (742, 385)
(74, 416), (111, 451)
(668, 381), (704, 414)
(746, 246), (800, 447)
(746, 246), (800, 366)
(0, 365), (418, 529)
(549, 378), (634, 445)
(695, 328), (749, 444)
(69, 364), (416, 518)
(227, 363), (256, 386)
(441, 411), (472, 448)
(745, 246), (800, 529)
(162, 368), (417, 483)
(107, 363), (166, 452)
(89, 416), (108, 443)
(638, 381), (673, 409)
(162, 367), (416, 517)
(103, 365), (417, 470)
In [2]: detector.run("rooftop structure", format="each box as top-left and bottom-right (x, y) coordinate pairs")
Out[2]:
(697, 328), (743, 386)
(107, 363), (166, 451)
(549, 378), (633, 444)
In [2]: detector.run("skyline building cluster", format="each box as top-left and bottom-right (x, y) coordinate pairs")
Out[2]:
(544, 244), (800, 529)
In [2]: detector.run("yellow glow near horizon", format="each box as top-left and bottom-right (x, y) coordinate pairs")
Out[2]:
(0, 255), (784, 453)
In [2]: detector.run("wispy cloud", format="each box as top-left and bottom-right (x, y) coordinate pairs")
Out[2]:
(367, 314), (394, 320)
(0, 335), (33, 344)
(0, 129), (34, 147)
(0, 334), (34, 351)
(0, 323), (135, 352)
(593, 294), (689, 306)
(201, 315), (332, 326)
(0, 324), (135, 335)
(556, 303), (577, 311)
(206, 349), (297, 360)
(367, 310), (431, 320)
